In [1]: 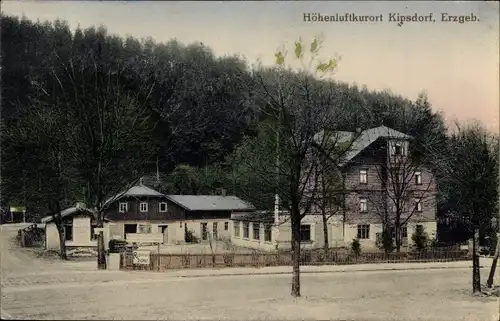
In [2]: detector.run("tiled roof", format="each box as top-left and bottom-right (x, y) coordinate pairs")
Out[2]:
(40, 207), (95, 224)
(338, 126), (411, 166)
(230, 211), (274, 223)
(104, 184), (166, 205)
(166, 195), (255, 211)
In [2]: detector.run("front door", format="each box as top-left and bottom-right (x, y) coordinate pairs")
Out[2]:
(159, 225), (168, 244)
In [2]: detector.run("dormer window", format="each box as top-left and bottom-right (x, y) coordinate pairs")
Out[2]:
(394, 144), (402, 155)
(140, 202), (148, 213)
(119, 202), (128, 213)
(159, 202), (168, 212)
(359, 169), (368, 184)
(391, 141), (406, 156)
(415, 171), (422, 185)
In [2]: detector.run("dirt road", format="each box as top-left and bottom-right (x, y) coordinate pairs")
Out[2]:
(1, 224), (498, 320)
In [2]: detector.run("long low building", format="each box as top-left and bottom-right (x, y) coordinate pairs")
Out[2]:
(41, 184), (256, 253)
(230, 211), (437, 252)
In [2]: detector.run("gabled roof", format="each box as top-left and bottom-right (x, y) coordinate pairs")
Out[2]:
(105, 184), (166, 205)
(165, 195), (255, 211)
(338, 126), (412, 167)
(40, 207), (95, 224)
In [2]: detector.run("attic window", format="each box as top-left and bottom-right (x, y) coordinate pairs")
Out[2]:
(394, 144), (402, 155)
(159, 202), (168, 212)
(119, 202), (128, 213)
(140, 202), (148, 213)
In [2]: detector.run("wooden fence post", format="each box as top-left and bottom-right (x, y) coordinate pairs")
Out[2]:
(157, 242), (160, 271)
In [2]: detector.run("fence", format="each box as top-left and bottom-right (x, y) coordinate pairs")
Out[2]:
(17, 225), (45, 248)
(121, 248), (470, 271)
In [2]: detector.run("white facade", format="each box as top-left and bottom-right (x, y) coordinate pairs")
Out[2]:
(105, 218), (232, 246)
(45, 215), (97, 251)
(230, 214), (437, 252)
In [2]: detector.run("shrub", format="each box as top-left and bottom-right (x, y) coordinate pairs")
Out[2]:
(351, 238), (361, 257)
(411, 227), (429, 251)
(184, 228), (199, 243)
(429, 238), (439, 249)
(377, 229), (394, 253)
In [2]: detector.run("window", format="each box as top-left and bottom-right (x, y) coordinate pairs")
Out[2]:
(138, 224), (151, 234)
(360, 198), (368, 213)
(64, 220), (73, 241)
(201, 223), (208, 240)
(243, 222), (250, 238)
(357, 224), (370, 239)
(415, 199), (422, 212)
(253, 223), (260, 240)
(224, 222), (229, 231)
(119, 202), (128, 213)
(90, 219), (98, 241)
(391, 225), (408, 240)
(393, 170), (402, 184)
(416, 224), (424, 234)
(264, 224), (272, 242)
(359, 169), (368, 184)
(159, 202), (168, 212)
(415, 171), (422, 185)
(213, 222), (218, 240)
(140, 202), (148, 213)
(394, 145), (402, 155)
(300, 224), (311, 242)
(234, 221), (240, 237)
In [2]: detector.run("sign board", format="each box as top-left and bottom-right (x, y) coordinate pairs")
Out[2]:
(126, 233), (163, 244)
(133, 250), (151, 265)
(10, 206), (26, 212)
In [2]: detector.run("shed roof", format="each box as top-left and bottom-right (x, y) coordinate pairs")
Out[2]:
(40, 207), (95, 224)
(105, 184), (166, 205)
(166, 195), (255, 211)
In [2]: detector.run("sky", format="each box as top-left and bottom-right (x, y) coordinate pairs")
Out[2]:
(2, 1), (499, 132)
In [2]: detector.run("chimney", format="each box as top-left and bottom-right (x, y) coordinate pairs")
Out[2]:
(221, 188), (226, 197)
(75, 202), (86, 209)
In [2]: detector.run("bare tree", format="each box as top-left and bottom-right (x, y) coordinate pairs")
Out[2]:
(6, 98), (76, 259)
(242, 37), (362, 297)
(428, 122), (497, 293)
(30, 48), (159, 269)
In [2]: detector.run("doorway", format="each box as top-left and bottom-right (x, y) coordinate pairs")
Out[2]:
(158, 225), (168, 244)
(124, 224), (137, 239)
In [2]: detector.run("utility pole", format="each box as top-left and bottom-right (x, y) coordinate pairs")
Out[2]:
(486, 132), (500, 288)
(23, 170), (27, 223)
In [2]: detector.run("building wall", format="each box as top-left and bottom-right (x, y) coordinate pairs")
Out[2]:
(105, 197), (185, 221)
(185, 219), (232, 241)
(344, 221), (438, 251)
(45, 215), (97, 251)
(230, 216), (330, 252)
(105, 220), (186, 245)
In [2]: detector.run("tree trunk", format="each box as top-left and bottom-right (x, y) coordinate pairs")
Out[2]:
(486, 236), (499, 288)
(395, 218), (401, 252)
(472, 227), (481, 293)
(291, 220), (301, 297)
(322, 211), (329, 258)
(97, 231), (106, 270)
(56, 222), (68, 260)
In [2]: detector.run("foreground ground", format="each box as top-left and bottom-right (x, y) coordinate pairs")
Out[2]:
(1, 224), (499, 321)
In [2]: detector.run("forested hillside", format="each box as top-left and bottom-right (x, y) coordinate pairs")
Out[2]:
(1, 15), (496, 247)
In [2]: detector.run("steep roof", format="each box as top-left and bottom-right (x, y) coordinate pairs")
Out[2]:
(166, 195), (255, 211)
(40, 207), (95, 224)
(338, 126), (411, 167)
(104, 184), (166, 205)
